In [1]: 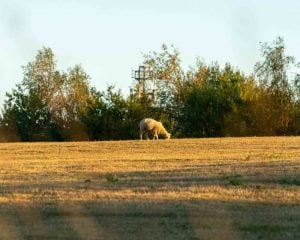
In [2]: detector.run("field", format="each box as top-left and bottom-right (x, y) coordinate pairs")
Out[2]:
(0, 137), (299, 240)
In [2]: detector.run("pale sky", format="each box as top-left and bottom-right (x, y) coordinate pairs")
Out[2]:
(1, 0), (300, 106)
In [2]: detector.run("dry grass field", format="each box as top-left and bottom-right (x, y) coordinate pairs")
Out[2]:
(0, 137), (299, 240)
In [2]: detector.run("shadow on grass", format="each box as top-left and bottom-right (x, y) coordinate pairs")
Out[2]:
(0, 162), (299, 240)
(0, 164), (299, 197)
(0, 198), (299, 240)
(230, 202), (300, 240)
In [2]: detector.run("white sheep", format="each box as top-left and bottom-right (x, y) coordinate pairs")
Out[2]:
(139, 118), (171, 140)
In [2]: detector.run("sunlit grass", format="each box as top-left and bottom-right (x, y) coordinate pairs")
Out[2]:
(0, 137), (299, 239)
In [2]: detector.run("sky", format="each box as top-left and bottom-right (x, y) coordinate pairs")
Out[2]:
(1, 0), (300, 106)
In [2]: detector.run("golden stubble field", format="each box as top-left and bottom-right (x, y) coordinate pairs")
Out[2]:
(0, 137), (299, 240)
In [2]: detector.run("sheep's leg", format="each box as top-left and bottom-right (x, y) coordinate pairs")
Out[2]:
(145, 132), (150, 140)
(153, 131), (158, 140)
(140, 129), (144, 140)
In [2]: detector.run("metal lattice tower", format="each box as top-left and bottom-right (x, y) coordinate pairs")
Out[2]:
(131, 65), (157, 103)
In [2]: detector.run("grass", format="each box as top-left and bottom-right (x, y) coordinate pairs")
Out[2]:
(221, 173), (244, 186)
(106, 173), (119, 183)
(279, 177), (300, 186)
(236, 223), (292, 239)
(0, 137), (299, 239)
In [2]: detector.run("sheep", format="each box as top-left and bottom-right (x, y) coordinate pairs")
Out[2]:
(139, 118), (171, 140)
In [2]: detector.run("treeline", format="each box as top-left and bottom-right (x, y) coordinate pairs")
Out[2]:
(0, 37), (300, 141)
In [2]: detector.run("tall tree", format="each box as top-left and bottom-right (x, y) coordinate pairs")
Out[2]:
(142, 44), (184, 108)
(179, 63), (247, 137)
(255, 37), (297, 134)
(1, 47), (94, 141)
(62, 65), (92, 140)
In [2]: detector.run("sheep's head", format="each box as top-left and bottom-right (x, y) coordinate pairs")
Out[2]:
(166, 133), (171, 139)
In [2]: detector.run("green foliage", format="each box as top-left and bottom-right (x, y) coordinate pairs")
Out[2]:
(100, 86), (128, 140)
(142, 44), (184, 109)
(1, 47), (92, 141)
(79, 87), (105, 140)
(1, 37), (300, 142)
(180, 85), (225, 137)
(179, 63), (246, 137)
(255, 37), (298, 135)
(1, 84), (63, 141)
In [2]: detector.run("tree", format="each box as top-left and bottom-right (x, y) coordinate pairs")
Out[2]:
(180, 85), (224, 137)
(79, 87), (105, 140)
(62, 65), (92, 140)
(142, 44), (184, 109)
(255, 37), (297, 134)
(178, 62), (251, 137)
(1, 84), (62, 141)
(1, 47), (94, 141)
(18, 47), (66, 140)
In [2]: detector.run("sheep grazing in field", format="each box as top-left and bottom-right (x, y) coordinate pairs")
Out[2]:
(139, 118), (171, 140)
